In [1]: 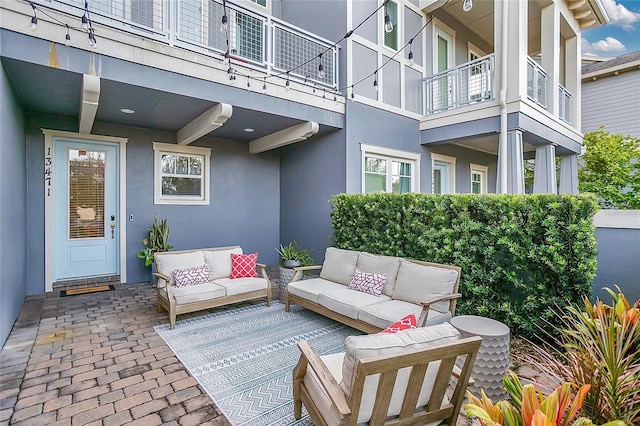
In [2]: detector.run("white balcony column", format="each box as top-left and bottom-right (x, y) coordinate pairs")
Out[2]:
(533, 145), (557, 194)
(565, 35), (580, 129)
(495, 0), (528, 103)
(541, 3), (560, 116)
(496, 130), (525, 194)
(559, 155), (578, 194)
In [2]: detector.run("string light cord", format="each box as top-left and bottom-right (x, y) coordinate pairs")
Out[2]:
(25, 0), (86, 32)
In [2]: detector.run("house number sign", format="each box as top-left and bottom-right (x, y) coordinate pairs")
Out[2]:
(45, 146), (52, 197)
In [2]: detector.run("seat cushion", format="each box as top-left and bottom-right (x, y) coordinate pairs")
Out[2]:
(357, 300), (452, 329)
(287, 278), (346, 304)
(212, 277), (267, 296)
(160, 282), (225, 305)
(340, 323), (460, 424)
(302, 352), (345, 426)
(204, 247), (243, 279)
(393, 260), (458, 313)
(155, 251), (205, 287)
(317, 288), (391, 320)
(356, 252), (401, 296)
(319, 247), (359, 285)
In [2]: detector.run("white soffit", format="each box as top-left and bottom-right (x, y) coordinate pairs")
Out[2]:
(249, 121), (319, 154)
(177, 103), (233, 145)
(79, 74), (100, 134)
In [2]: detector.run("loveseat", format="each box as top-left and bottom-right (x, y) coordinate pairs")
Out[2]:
(285, 247), (461, 333)
(153, 246), (271, 329)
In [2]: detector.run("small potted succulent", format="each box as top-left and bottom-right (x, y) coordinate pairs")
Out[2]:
(276, 241), (313, 302)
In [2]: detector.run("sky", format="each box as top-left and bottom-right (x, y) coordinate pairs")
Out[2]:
(582, 0), (640, 57)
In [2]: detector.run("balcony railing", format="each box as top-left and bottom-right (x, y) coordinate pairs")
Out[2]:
(558, 84), (573, 125)
(423, 54), (494, 115)
(31, 0), (338, 89)
(527, 57), (547, 108)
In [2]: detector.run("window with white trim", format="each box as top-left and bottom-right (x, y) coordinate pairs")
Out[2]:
(470, 164), (488, 194)
(153, 142), (211, 205)
(431, 153), (456, 194)
(361, 144), (420, 194)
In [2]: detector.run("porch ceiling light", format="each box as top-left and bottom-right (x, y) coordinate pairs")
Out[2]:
(462, 0), (473, 12)
(120, 108), (135, 114)
(244, 128), (255, 133)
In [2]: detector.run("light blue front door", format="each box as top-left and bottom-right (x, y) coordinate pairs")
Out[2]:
(53, 139), (119, 280)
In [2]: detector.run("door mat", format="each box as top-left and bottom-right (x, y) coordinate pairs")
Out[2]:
(60, 285), (115, 297)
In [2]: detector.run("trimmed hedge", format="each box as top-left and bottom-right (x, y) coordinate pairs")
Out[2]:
(330, 193), (599, 338)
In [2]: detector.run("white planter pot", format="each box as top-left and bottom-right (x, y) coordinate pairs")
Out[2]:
(278, 266), (300, 303)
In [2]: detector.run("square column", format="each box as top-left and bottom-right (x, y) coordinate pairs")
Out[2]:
(565, 35), (580, 129)
(496, 130), (525, 194)
(559, 154), (578, 194)
(533, 145), (557, 194)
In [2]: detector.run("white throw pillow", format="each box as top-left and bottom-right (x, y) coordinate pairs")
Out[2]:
(393, 260), (458, 312)
(340, 323), (460, 424)
(204, 247), (243, 279)
(319, 247), (359, 285)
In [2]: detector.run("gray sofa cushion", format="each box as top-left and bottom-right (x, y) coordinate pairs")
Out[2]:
(319, 247), (359, 285)
(317, 288), (390, 320)
(287, 278), (346, 304)
(356, 252), (402, 297)
(393, 260), (458, 313)
(357, 299), (452, 329)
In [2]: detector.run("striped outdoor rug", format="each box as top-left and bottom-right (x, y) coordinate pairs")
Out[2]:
(154, 302), (361, 426)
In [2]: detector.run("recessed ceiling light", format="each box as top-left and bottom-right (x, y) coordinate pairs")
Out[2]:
(243, 128), (255, 133)
(120, 108), (135, 114)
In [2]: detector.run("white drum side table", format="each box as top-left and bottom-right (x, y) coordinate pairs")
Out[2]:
(450, 315), (510, 399)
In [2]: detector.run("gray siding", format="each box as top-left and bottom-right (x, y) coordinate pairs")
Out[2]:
(593, 227), (640, 303)
(0, 63), (27, 347)
(582, 70), (640, 138)
(280, 129), (347, 265)
(25, 115), (281, 289)
(427, 144), (497, 194)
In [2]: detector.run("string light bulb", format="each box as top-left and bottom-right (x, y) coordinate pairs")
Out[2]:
(88, 28), (97, 48)
(223, 50), (230, 65)
(220, 13), (228, 32)
(384, 9), (393, 33)
(407, 39), (414, 66)
(246, 76), (251, 91)
(262, 77), (267, 93)
(373, 71), (379, 92)
(81, 1), (89, 30)
(462, 0), (473, 12)
(285, 72), (290, 91)
(29, 3), (38, 31)
(317, 53), (325, 79)
(65, 25), (71, 46)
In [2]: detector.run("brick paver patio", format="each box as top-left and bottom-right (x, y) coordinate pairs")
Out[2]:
(2, 272), (537, 426)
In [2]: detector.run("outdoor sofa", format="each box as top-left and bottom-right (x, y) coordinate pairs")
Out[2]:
(153, 246), (271, 329)
(285, 247), (461, 333)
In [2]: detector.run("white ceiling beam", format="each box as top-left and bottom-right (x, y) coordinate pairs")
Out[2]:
(568, 0), (586, 10)
(573, 9), (592, 19)
(78, 74), (100, 134)
(177, 103), (233, 145)
(579, 18), (597, 28)
(249, 121), (319, 154)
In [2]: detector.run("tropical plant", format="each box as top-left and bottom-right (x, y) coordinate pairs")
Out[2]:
(276, 241), (313, 268)
(137, 213), (174, 266)
(523, 287), (640, 424)
(465, 371), (626, 426)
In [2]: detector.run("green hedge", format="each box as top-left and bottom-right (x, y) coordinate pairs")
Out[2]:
(330, 193), (599, 338)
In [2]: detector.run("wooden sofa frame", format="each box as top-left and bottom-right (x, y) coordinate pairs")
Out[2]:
(284, 258), (461, 334)
(153, 246), (272, 329)
(293, 335), (482, 426)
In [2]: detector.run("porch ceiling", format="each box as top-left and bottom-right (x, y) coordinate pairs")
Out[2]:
(453, 135), (537, 155)
(2, 57), (306, 143)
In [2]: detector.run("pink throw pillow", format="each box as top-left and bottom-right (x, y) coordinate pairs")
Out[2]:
(173, 264), (211, 288)
(347, 268), (386, 296)
(379, 314), (417, 334)
(230, 253), (259, 279)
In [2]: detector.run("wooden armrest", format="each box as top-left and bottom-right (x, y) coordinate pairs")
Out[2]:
(293, 265), (322, 272)
(420, 293), (462, 308)
(256, 262), (266, 269)
(152, 272), (171, 287)
(297, 341), (351, 416)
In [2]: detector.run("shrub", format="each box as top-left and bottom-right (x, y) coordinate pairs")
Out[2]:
(330, 193), (599, 338)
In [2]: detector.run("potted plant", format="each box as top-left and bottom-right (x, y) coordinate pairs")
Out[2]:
(276, 241), (313, 302)
(138, 213), (174, 282)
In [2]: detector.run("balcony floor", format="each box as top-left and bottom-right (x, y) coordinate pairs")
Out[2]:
(1, 268), (538, 425)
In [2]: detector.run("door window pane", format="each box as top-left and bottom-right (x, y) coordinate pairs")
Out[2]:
(69, 149), (105, 239)
(433, 161), (449, 194)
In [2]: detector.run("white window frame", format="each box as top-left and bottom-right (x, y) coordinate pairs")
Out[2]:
(431, 153), (456, 194)
(361, 143), (421, 194)
(153, 142), (211, 205)
(467, 42), (486, 63)
(470, 163), (488, 194)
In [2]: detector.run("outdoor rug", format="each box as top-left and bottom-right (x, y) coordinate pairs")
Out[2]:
(154, 302), (362, 425)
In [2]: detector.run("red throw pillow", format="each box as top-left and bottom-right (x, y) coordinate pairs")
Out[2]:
(348, 268), (387, 296)
(173, 264), (211, 288)
(230, 253), (259, 279)
(379, 314), (417, 334)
